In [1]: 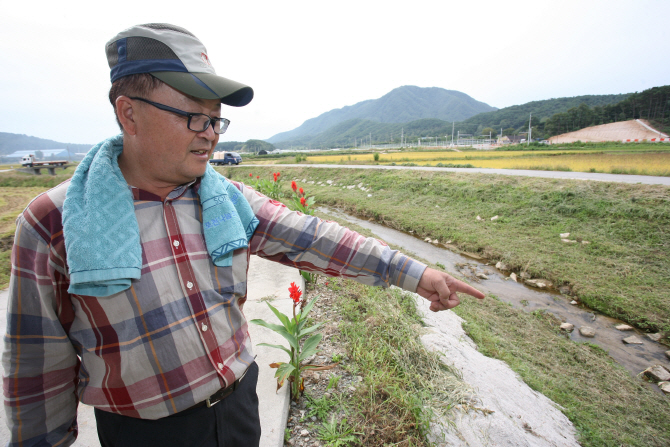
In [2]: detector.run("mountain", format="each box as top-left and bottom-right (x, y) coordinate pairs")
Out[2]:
(460, 94), (629, 132)
(267, 86), (497, 144)
(0, 132), (93, 157)
(275, 118), (455, 148)
(271, 92), (634, 148)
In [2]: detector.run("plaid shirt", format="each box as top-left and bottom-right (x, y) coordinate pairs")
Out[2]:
(3, 177), (426, 446)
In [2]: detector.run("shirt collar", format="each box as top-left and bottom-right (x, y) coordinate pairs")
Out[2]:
(130, 178), (200, 201)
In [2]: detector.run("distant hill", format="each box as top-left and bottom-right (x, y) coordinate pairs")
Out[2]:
(460, 93), (630, 133)
(271, 92), (633, 148)
(543, 85), (669, 136)
(267, 86), (496, 144)
(0, 132), (93, 157)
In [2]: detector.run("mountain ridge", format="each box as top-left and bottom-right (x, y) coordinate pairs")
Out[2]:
(267, 85), (497, 144)
(0, 132), (93, 157)
(270, 92), (633, 148)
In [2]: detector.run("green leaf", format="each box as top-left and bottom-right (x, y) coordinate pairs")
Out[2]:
(297, 322), (324, 338)
(275, 362), (295, 386)
(265, 301), (295, 332)
(250, 319), (299, 350)
(299, 333), (322, 362)
(299, 294), (320, 321)
(250, 318), (286, 334)
(256, 342), (292, 358)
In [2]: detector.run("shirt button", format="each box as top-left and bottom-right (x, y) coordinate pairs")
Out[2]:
(201, 323), (208, 332)
(187, 281), (193, 290)
(173, 240), (180, 248)
(217, 363), (224, 370)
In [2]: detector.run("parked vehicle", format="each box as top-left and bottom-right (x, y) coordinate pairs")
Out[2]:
(21, 155), (68, 168)
(209, 151), (242, 165)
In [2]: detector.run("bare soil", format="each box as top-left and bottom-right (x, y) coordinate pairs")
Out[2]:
(549, 119), (669, 143)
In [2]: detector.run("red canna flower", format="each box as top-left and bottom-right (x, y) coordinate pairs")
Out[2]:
(256, 176), (260, 179)
(249, 173), (253, 177)
(300, 197), (307, 207)
(288, 282), (302, 304)
(299, 187), (304, 196)
(291, 181), (298, 192)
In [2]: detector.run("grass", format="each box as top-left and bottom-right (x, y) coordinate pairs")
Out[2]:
(0, 186), (60, 288)
(231, 166), (670, 334)
(299, 270), (670, 447)
(454, 296), (670, 447)
(302, 277), (469, 446)
(290, 205), (670, 446)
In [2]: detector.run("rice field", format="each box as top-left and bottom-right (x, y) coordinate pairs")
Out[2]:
(471, 152), (670, 175)
(297, 149), (670, 176)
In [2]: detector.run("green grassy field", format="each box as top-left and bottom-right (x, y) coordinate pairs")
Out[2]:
(229, 166), (670, 334)
(297, 219), (670, 447)
(293, 175), (670, 447)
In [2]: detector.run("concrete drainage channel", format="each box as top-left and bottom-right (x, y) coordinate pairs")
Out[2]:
(319, 207), (670, 389)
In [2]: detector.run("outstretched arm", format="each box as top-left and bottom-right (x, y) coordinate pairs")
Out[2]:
(416, 268), (485, 312)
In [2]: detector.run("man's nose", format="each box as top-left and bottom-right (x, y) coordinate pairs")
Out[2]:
(198, 122), (217, 140)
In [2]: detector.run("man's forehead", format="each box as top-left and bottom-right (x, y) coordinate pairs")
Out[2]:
(164, 85), (222, 112)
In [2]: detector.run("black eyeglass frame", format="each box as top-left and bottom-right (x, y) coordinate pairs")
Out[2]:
(129, 97), (230, 134)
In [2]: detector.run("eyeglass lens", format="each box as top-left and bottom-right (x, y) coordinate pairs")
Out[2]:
(188, 115), (230, 135)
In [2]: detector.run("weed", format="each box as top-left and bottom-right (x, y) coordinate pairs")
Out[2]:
(301, 270), (318, 283)
(325, 375), (340, 391)
(305, 393), (338, 421)
(435, 262), (446, 269)
(331, 353), (343, 363)
(317, 416), (358, 447)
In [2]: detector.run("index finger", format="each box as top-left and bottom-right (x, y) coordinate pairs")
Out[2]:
(450, 277), (485, 300)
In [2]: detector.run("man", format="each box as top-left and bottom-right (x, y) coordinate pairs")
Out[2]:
(2, 23), (484, 447)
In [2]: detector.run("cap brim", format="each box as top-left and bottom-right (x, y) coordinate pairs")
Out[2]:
(150, 71), (254, 107)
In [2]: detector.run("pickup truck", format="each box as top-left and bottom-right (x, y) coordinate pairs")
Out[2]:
(209, 151), (242, 165)
(21, 155), (68, 168)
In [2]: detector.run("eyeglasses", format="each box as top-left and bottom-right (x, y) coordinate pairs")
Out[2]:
(130, 97), (230, 135)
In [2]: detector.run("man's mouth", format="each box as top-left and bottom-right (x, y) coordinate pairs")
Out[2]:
(191, 150), (209, 155)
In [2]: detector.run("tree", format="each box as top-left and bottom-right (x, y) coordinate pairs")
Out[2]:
(503, 128), (516, 136)
(241, 139), (275, 154)
(481, 127), (497, 138)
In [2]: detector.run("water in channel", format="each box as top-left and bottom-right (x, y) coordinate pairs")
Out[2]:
(319, 206), (669, 385)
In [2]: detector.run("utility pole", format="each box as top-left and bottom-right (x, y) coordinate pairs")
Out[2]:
(401, 128), (404, 147)
(451, 122), (455, 146)
(528, 113), (532, 146)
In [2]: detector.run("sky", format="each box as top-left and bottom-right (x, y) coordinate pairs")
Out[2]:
(1, 0), (668, 146)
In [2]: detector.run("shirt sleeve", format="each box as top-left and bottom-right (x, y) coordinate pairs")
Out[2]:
(2, 217), (80, 447)
(237, 182), (427, 292)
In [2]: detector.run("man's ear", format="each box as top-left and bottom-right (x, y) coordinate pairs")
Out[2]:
(116, 96), (137, 135)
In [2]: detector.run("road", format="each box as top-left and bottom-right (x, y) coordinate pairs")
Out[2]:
(241, 164), (670, 186)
